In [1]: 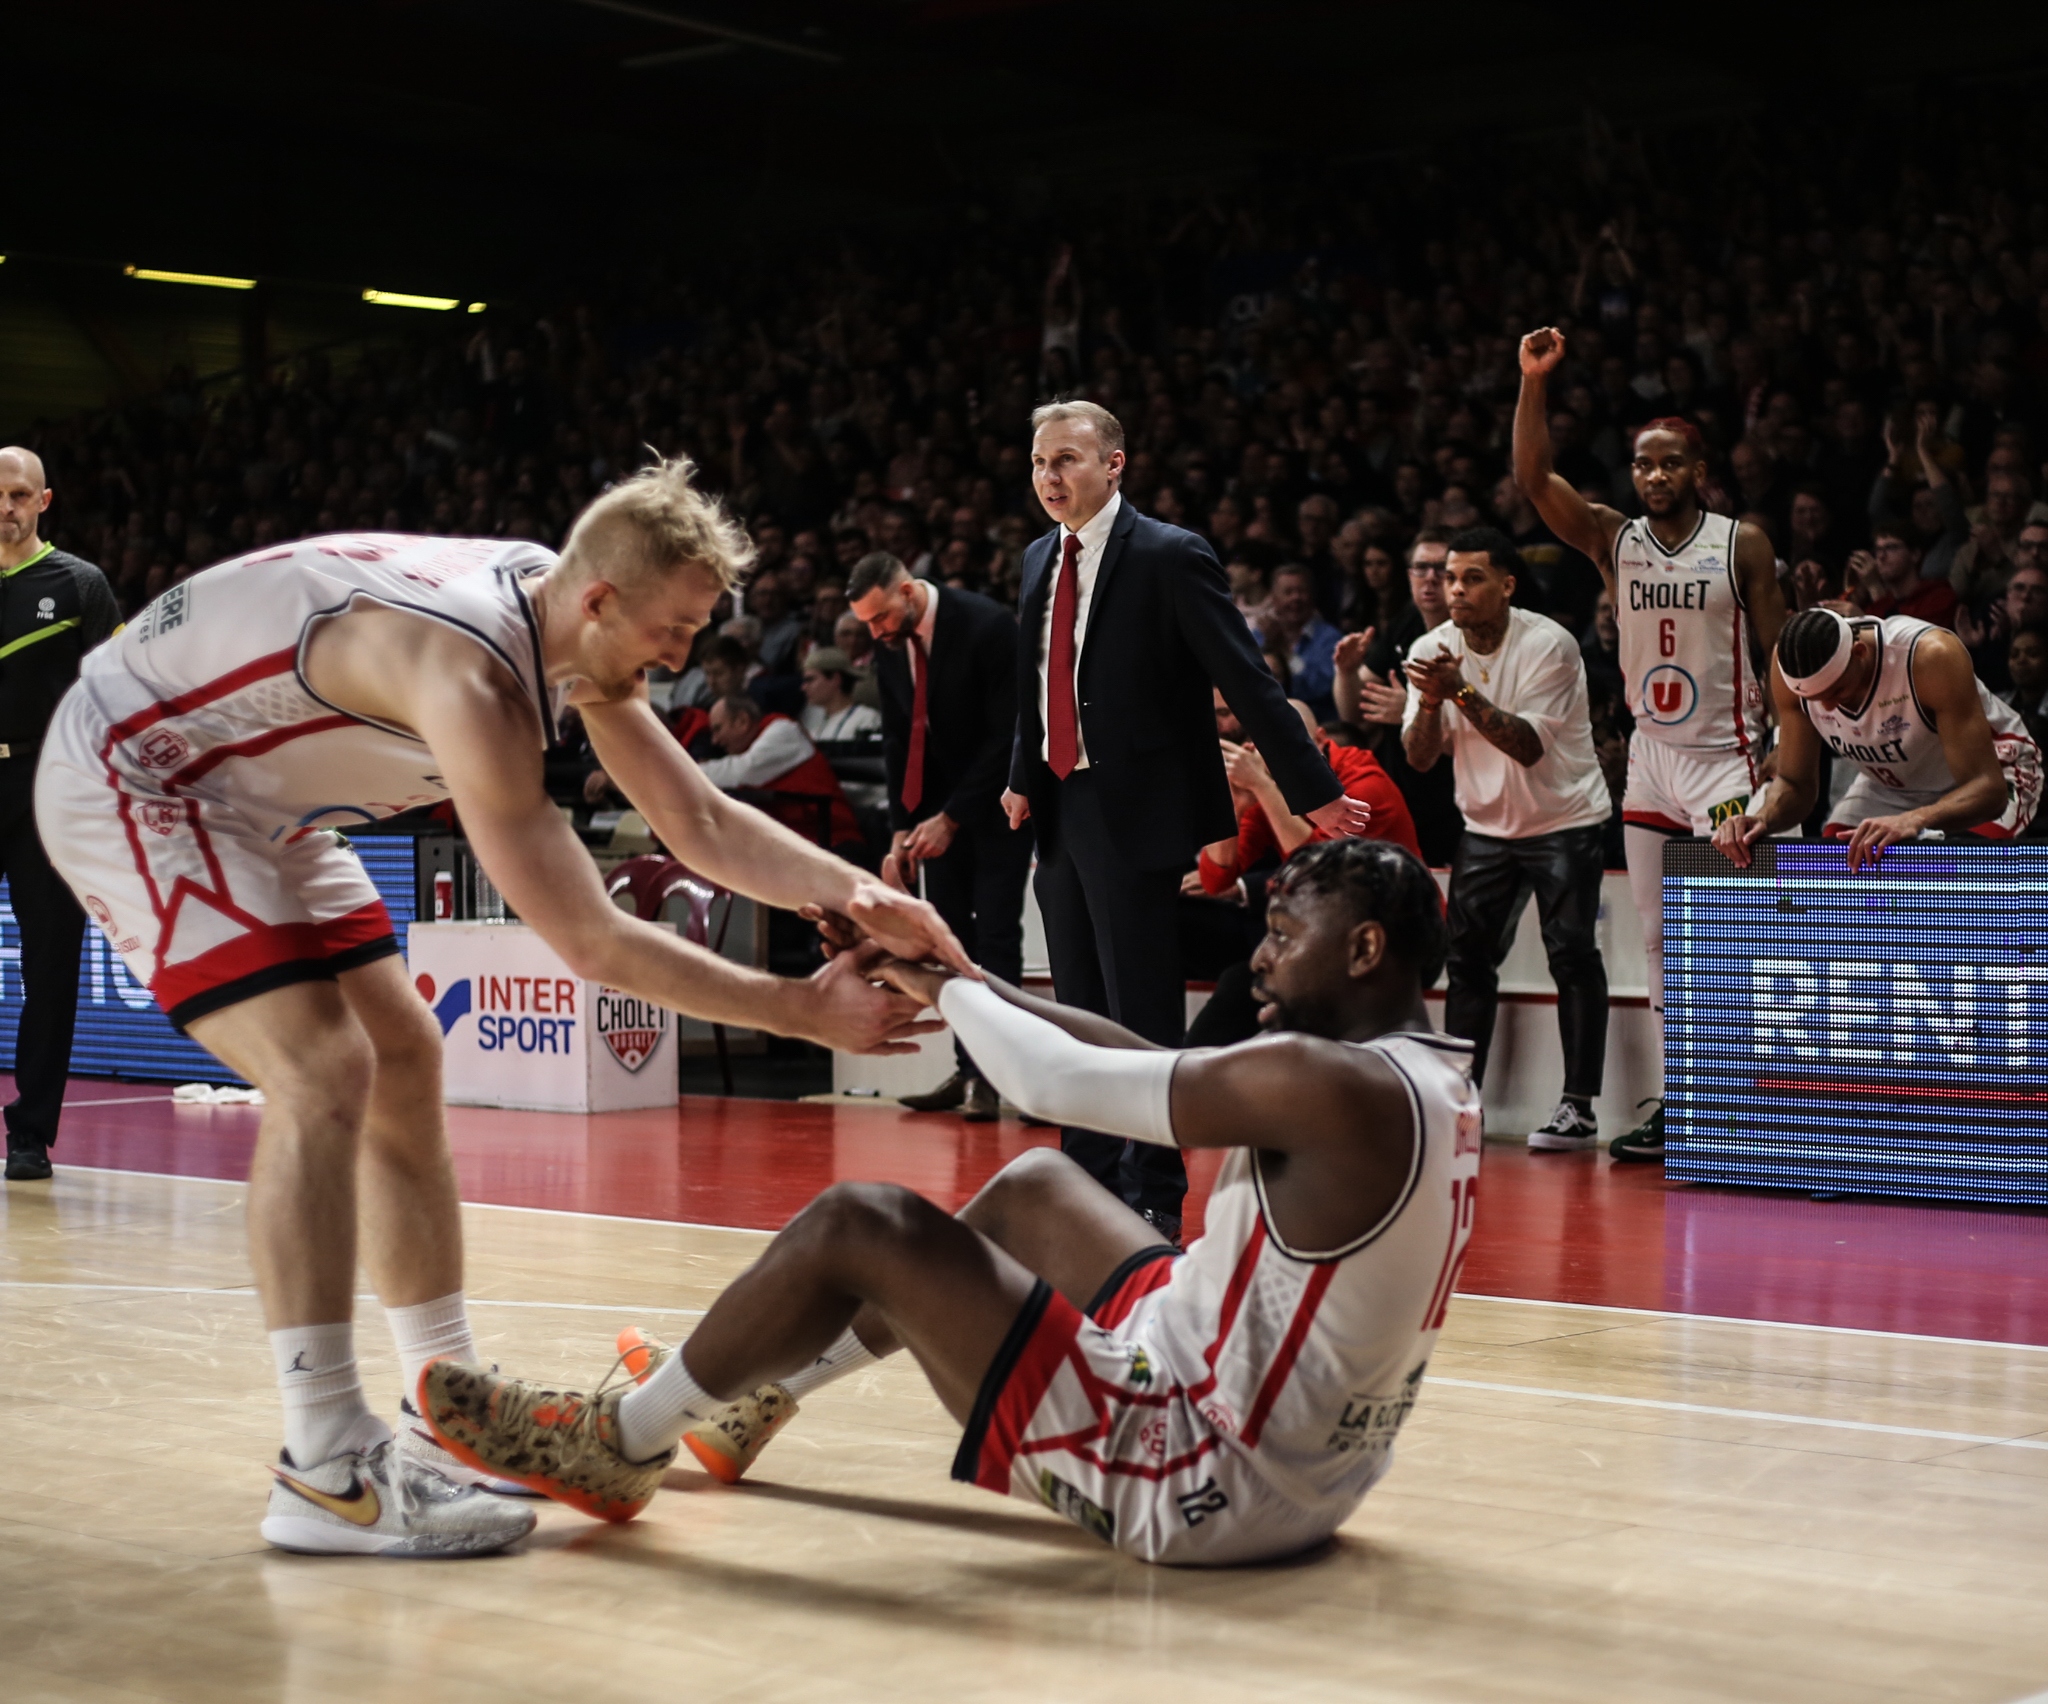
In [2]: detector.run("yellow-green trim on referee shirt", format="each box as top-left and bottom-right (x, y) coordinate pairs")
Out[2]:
(0, 618), (79, 662)
(0, 541), (54, 579)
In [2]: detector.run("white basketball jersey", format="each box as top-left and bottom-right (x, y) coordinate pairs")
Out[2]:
(1804, 614), (2035, 803)
(58, 534), (562, 840)
(1615, 510), (1765, 753)
(1138, 1032), (1483, 1524)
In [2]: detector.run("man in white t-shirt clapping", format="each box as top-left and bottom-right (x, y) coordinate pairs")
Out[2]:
(1403, 528), (1614, 1152)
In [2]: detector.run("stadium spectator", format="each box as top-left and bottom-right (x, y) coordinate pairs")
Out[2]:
(798, 648), (882, 742)
(1958, 563), (2048, 692)
(1402, 528), (1612, 1152)
(1848, 521), (1959, 628)
(1254, 564), (1342, 720)
(698, 695), (861, 852)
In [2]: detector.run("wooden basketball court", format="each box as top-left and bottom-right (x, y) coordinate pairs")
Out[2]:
(4, 1090), (2047, 1703)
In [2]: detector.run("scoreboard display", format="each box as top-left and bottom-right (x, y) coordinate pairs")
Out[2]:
(0, 835), (418, 1087)
(1664, 839), (2048, 1206)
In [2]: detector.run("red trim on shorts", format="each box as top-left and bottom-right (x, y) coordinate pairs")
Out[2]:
(972, 1287), (1084, 1493)
(1090, 1252), (1178, 1328)
(1622, 810), (1688, 833)
(151, 901), (394, 1018)
(1240, 1265), (1338, 1448)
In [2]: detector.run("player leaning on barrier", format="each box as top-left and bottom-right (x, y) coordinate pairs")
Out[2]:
(33, 459), (971, 1557)
(1712, 606), (2042, 870)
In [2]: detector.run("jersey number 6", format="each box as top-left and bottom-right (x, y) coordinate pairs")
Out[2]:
(1659, 617), (1677, 658)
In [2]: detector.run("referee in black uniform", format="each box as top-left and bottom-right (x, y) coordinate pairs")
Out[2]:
(0, 448), (119, 1181)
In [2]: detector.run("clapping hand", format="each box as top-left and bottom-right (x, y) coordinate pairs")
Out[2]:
(1405, 652), (1466, 707)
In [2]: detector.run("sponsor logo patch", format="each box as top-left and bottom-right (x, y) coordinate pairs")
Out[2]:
(595, 987), (669, 1072)
(136, 728), (191, 770)
(139, 800), (181, 836)
(1326, 1363), (1428, 1458)
(1706, 796), (1749, 828)
(1037, 1469), (1115, 1543)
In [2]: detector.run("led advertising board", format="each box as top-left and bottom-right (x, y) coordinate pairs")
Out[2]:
(1664, 840), (2047, 1206)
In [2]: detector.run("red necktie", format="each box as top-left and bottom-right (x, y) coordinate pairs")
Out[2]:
(903, 631), (929, 812)
(1046, 532), (1082, 777)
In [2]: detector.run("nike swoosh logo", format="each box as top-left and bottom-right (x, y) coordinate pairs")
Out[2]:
(272, 1466), (382, 1527)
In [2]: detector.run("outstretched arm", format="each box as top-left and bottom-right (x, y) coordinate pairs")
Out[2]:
(583, 694), (974, 974)
(1513, 328), (1625, 601)
(883, 963), (1407, 1157)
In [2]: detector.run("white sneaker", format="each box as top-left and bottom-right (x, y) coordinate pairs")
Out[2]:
(1526, 1100), (1599, 1151)
(261, 1435), (537, 1557)
(398, 1394), (544, 1497)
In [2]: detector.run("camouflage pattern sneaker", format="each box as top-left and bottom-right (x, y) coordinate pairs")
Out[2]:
(262, 1434), (537, 1557)
(417, 1358), (674, 1523)
(616, 1326), (800, 1485)
(396, 1392), (543, 1497)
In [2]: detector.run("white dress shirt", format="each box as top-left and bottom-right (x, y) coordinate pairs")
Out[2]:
(906, 577), (938, 687)
(1036, 490), (1121, 768)
(697, 716), (817, 791)
(1400, 607), (1611, 839)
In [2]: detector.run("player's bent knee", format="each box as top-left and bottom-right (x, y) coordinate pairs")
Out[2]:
(794, 1180), (936, 1253)
(255, 1025), (376, 1129)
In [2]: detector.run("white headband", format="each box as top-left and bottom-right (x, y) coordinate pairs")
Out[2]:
(1782, 609), (1856, 698)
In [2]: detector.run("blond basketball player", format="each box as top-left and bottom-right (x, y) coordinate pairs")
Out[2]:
(1513, 327), (1787, 1161)
(35, 459), (965, 1557)
(1713, 606), (2041, 869)
(422, 839), (1486, 1567)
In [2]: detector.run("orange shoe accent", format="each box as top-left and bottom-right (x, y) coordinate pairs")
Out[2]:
(683, 1431), (747, 1485)
(616, 1326), (665, 1385)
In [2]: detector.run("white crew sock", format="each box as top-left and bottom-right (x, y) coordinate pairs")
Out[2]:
(385, 1291), (478, 1407)
(617, 1348), (715, 1463)
(271, 1322), (387, 1466)
(779, 1326), (879, 1399)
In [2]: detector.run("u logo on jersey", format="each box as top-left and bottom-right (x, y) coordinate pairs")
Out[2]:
(1640, 664), (1699, 726)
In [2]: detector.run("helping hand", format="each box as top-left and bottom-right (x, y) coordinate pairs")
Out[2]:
(801, 942), (948, 1055)
(844, 875), (979, 977)
(871, 953), (954, 1008)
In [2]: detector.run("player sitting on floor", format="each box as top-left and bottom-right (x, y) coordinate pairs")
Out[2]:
(1714, 606), (2042, 871)
(421, 838), (1485, 1567)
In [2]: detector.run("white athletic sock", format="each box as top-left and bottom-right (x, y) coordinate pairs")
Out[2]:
(779, 1326), (879, 1399)
(272, 1322), (386, 1466)
(617, 1348), (715, 1463)
(385, 1291), (477, 1407)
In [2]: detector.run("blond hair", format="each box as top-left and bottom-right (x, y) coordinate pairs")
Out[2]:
(559, 454), (756, 592)
(1029, 398), (1125, 458)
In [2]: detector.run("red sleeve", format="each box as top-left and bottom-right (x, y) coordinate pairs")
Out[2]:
(669, 706), (710, 748)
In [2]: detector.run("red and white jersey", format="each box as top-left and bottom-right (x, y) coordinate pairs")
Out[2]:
(1806, 614), (2038, 803)
(1135, 1031), (1483, 1523)
(1615, 510), (1765, 754)
(51, 534), (561, 838)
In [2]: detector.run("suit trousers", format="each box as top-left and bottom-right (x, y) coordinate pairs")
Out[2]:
(1033, 768), (1188, 1220)
(1441, 824), (1608, 1100)
(918, 813), (1033, 1075)
(0, 759), (85, 1150)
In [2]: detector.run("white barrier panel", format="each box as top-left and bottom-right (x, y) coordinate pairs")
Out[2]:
(406, 922), (677, 1113)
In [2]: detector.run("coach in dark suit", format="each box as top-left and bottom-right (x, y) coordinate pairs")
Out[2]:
(1002, 401), (1365, 1239)
(848, 552), (1032, 1122)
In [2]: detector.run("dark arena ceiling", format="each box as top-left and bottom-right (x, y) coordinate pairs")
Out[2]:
(12, 1), (2048, 289)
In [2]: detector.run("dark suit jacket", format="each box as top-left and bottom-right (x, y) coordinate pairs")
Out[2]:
(872, 585), (1020, 833)
(1010, 499), (1341, 870)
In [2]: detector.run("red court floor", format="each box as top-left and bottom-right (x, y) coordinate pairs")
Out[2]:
(27, 1077), (2048, 1348)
